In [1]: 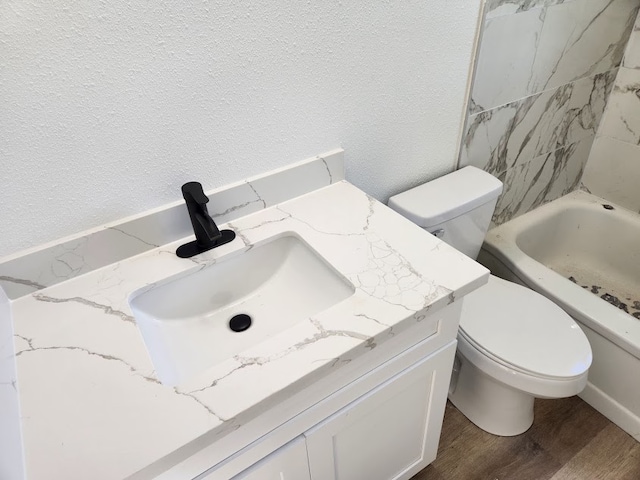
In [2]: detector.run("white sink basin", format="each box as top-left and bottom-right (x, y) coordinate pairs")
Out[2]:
(129, 234), (355, 385)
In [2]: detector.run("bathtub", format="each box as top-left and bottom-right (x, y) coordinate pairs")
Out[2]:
(478, 190), (640, 441)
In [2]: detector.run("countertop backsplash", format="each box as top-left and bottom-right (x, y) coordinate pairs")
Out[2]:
(0, 151), (344, 300)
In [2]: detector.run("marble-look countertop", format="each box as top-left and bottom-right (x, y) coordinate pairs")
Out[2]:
(9, 181), (487, 479)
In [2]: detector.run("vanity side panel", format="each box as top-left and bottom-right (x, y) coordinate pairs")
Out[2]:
(0, 289), (25, 480)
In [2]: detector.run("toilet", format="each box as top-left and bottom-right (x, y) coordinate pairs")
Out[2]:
(388, 166), (592, 436)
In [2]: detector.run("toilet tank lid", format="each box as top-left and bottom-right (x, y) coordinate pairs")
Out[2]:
(388, 166), (503, 227)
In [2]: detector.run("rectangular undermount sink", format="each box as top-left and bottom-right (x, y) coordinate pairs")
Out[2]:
(129, 234), (355, 385)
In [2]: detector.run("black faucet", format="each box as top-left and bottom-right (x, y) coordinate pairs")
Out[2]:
(176, 182), (236, 258)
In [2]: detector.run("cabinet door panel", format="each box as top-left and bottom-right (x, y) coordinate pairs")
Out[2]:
(305, 342), (456, 480)
(229, 437), (310, 480)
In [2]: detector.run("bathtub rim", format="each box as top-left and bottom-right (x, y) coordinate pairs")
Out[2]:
(481, 190), (640, 361)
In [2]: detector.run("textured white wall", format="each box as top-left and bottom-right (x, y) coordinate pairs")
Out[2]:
(1, 1), (482, 257)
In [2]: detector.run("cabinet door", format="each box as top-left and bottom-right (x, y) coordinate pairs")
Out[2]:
(230, 436), (310, 480)
(304, 342), (456, 480)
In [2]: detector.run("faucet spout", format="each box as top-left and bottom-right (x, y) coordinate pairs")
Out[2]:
(177, 182), (236, 258)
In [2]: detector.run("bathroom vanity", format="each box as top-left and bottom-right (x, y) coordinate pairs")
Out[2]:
(172, 303), (461, 480)
(0, 151), (488, 480)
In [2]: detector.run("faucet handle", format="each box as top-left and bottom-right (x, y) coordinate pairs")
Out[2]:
(181, 182), (209, 205)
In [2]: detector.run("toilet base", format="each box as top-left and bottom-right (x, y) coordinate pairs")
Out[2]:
(449, 352), (534, 436)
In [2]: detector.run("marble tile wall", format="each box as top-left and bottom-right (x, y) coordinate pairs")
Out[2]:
(583, 13), (640, 213)
(461, 0), (639, 226)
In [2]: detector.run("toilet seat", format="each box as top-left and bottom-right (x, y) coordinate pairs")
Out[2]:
(460, 275), (592, 380)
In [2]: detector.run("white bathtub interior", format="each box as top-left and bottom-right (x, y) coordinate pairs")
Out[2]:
(514, 203), (640, 319)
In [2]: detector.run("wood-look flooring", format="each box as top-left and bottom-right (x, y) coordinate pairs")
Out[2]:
(413, 397), (640, 480)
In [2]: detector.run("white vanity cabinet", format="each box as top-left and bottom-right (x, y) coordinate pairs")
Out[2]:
(210, 341), (456, 480)
(304, 342), (455, 480)
(166, 304), (463, 480)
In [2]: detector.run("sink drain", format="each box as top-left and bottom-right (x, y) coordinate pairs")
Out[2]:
(229, 314), (252, 332)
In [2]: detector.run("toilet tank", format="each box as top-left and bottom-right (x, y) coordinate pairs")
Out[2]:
(388, 166), (503, 259)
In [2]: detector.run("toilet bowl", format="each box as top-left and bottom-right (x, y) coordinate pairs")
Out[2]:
(449, 275), (591, 436)
(387, 166), (593, 436)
